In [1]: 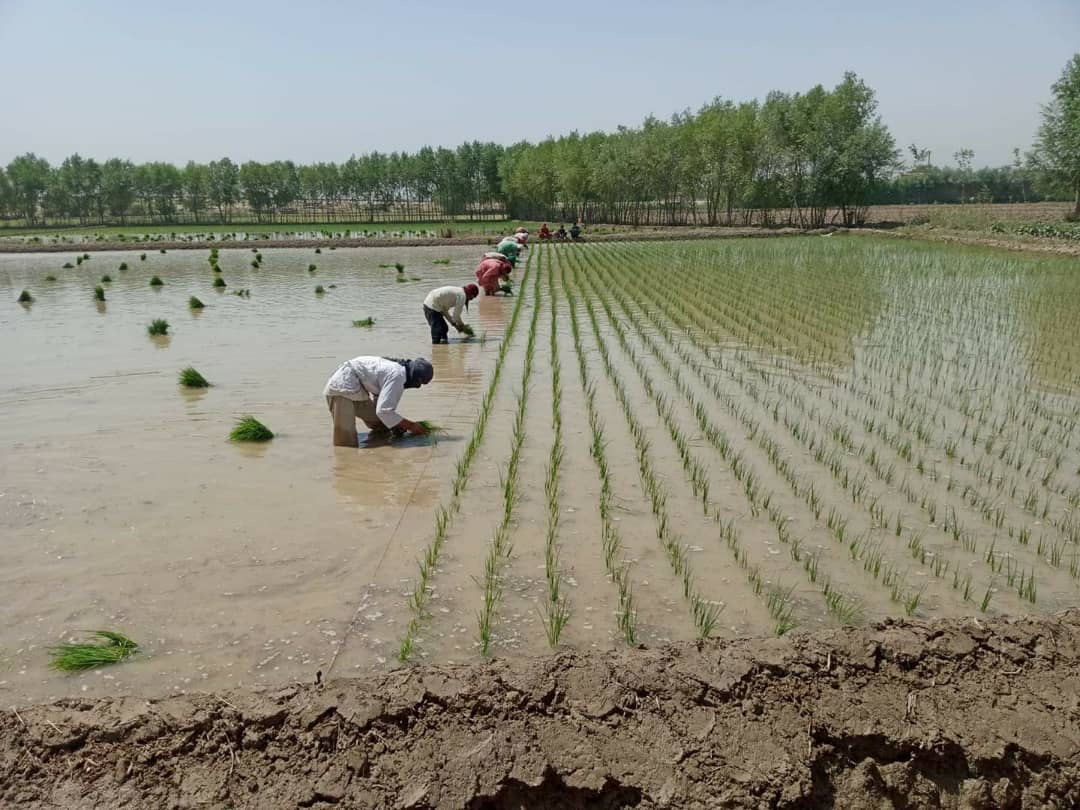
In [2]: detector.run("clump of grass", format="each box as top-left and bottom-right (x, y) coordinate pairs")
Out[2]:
(315, 284), (325, 294)
(189, 296), (205, 309)
(18, 289), (33, 303)
(63, 261), (74, 269)
(118, 262), (128, 271)
(352, 317), (375, 327)
(94, 285), (106, 301)
(149, 275), (163, 286)
(179, 366), (210, 388)
(230, 415), (273, 442)
(394, 262), (404, 273)
(49, 630), (139, 672)
(213, 277), (226, 288)
(101, 274), (112, 283)
(147, 318), (169, 336)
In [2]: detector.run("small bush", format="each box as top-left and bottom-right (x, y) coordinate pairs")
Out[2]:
(189, 296), (205, 309)
(352, 317), (375, 327)
(94, 285), (106, 301)
(213, 277), (226, 288)
(230, 415), (273, 442)
(18, 289), (33, 303)
(179, 366), (210, 388)
(147, 318), (169, 336)
(149, 275), (163, 286)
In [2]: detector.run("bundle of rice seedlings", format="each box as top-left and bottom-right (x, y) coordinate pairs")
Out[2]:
(230, 415), (273, 442)
(149, 275), (163, 286)
(147, 318), (169, 336)
(461, 324), (475, 337)
(94, 285), (106, 301)
(140, 253), (147, 261)
(76, 256), (83, 266)
(179, 366), (210, 388)
(395, 276), (407, 283)
(63, 261), (74, 269)
(189, 296), (205, 309)
(352, 317), (375, 327)
(250, 259), (259, 268)
(159, 248), (166, 254)
(231, 288), (251, 297)
(101, 274), (112, 283)
(49, 630), (139, 672)
(394, 262), (404, 273)
(315, 284), (325, 294)
(45, 274), (57, 282)
(118, 262), (128, 271)
(315, 247), (322, 254)
(432, 258), (450, 265)
(308, 264), (317, 273)
(213, 277), (227, 288)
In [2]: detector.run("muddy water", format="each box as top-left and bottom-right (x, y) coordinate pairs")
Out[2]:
(0, 245), (505, 703)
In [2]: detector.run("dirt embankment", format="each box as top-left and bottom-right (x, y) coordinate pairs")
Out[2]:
(3, 612), (1079, 809)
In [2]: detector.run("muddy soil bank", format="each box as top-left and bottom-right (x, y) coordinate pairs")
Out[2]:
(0, 227), (810, 254)
(3, 612), (1078, 809)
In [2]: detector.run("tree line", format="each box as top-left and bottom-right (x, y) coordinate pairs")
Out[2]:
(3, 60), (1077, 229)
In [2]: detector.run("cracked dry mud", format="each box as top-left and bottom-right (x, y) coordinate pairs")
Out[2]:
(3, 611), (1079, 809)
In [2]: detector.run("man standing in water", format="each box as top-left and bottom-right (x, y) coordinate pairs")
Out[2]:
(324, 356), (433, 446)
(423, 283), (478, 344)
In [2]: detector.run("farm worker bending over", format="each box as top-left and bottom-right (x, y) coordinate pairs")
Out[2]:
(476, 254), (513, 296)
(514, 228), (529, 246)
(496, 237), (520, 263)
(324, 356), (433, 447)
(423, 283), (478, 344)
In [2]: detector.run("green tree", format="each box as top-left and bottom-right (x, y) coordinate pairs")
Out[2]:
(100, 158), (136, 221)
(182, 161), (210, 220)
(1030, 53), (1080, 217)
(208, 157), (240, 221)
(6, 153), (51, 225)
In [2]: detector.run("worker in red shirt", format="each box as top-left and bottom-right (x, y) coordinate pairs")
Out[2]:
(475, 254), (513, 296)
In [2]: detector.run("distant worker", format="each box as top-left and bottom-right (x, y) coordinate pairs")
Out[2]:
(476, 254), (513, 296)
(514, 227), (529, 247)
(496, 236), (520, 263)
(570, 222), (582, 240)
(324, 356), (433, 447)
(555, 224), (568, 241)
(538, 223), (552, 240)
(423, 283), (478, 345)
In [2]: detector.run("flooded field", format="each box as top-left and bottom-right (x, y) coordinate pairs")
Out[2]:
(2, 237), (1079, 705)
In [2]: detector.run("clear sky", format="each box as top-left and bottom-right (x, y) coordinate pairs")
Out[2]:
(1, 0), (1077, 169)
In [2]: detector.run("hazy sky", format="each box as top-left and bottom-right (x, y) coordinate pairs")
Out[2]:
(1, 0), (1077, 169)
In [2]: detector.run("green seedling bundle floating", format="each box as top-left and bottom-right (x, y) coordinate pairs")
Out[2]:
(49, 630), (139, 672)
(213, 277), (226, 288)
(101, 274), (112, 283)
(189, 296), (205, 309)
(314, 285), (325, 294)
(179, 366), (210, 388)
(147, 318), (169, 336)
(230, 415), (273, 442)
(18, 289), (34, 303)
(94, 285), (106, 301)
(118, 262), (128, 271)
(149, 275), (163, 286)
(352, 317), (375, 327)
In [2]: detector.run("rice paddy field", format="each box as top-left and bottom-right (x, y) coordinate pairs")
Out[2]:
(2, 235), (1079, 705)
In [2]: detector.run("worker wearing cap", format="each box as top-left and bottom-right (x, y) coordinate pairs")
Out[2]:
(323, 356), (433, 446)
(423, 283), (478, 344)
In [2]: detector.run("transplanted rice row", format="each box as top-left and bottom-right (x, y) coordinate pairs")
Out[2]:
(475, 251), (542, 657)
(397, 250), (534, 662)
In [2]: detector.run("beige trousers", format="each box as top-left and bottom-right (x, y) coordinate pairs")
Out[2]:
(328, 395), (384, 447)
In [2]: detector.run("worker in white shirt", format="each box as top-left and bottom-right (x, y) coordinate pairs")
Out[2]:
(423, 283), (478, 344)
(323, 356), (433, 447)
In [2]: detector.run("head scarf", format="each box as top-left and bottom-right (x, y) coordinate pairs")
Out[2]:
(385, 357), (435, 389)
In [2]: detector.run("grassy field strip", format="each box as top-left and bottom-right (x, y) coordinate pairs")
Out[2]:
(593, 243), (1028, 613)
(573, 246), (882, 626)
(396, 250), (534, 662)
(624, 241), (1078, 593)
(564, 247), (776, 635)
(473, 248), (543, 657)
